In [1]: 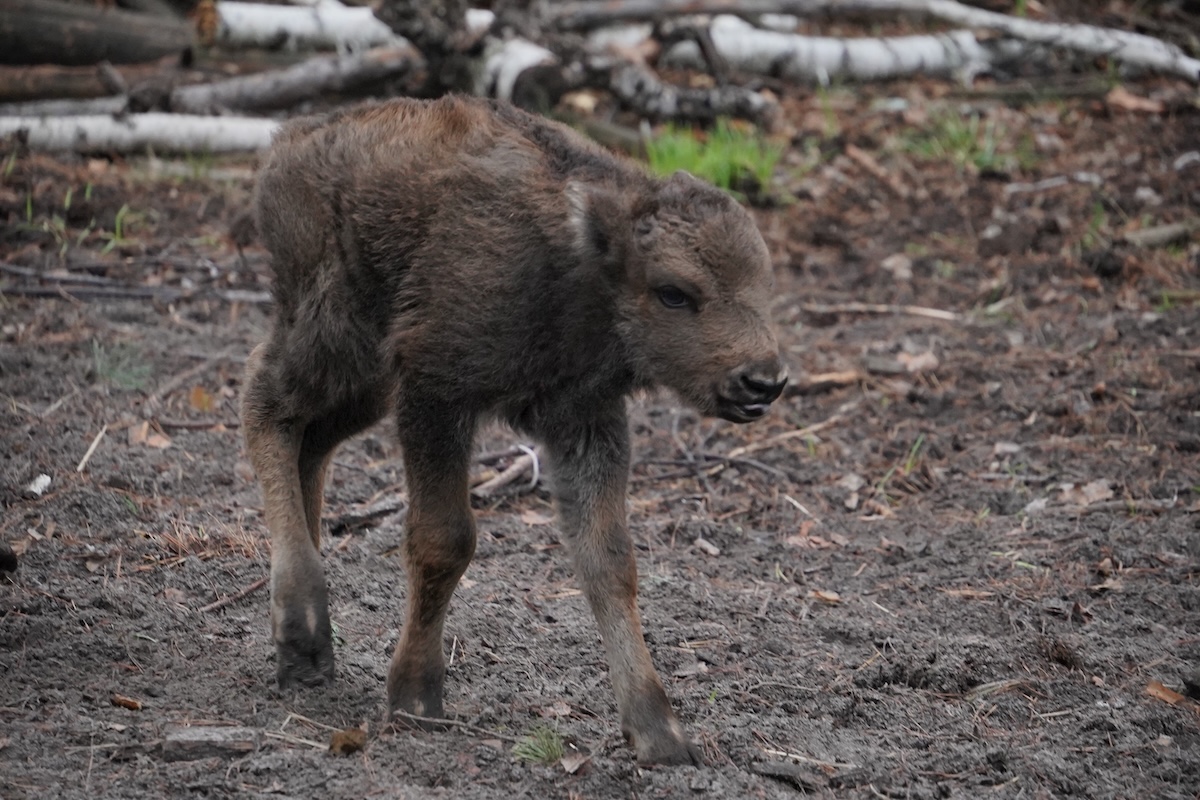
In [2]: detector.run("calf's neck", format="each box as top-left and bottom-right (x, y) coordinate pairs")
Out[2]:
(242, 96), (787, 765)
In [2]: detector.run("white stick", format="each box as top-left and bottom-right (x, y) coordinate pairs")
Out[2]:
(77, 424), (108, 473)
(0, 114), (279, 153)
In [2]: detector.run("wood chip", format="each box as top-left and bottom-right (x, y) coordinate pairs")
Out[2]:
(161, 726), (259, 761)
(693, 537), (720, 556)
(111, 694), (142, 711)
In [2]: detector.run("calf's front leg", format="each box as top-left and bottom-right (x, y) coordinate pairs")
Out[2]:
(544, 404), (702, 766)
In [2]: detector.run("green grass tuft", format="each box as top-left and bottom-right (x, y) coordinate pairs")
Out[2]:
(512, 725), (565, 765)
(645, 119), (783, 202)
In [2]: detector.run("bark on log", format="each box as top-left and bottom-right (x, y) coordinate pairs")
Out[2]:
(0, 61), (176, 103)
(0, 45), (423, 116)
(170, 43), (421, 112)
(0, 0), (194, 66)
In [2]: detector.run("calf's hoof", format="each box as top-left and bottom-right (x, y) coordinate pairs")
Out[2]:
(631, 728), (704, 767)
(273, 600), (335, 689)
(387, 665), (446, 727)
(624, 702), (704, 766)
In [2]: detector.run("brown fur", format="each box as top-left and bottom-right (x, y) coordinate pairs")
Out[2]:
(242, 95), (786, 766)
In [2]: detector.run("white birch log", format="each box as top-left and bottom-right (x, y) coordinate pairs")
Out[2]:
(215, 0), (403, 51)
(0, 113), (278, 152)
(662, 15), (1023, 83)
(850, 0), (1200, 82)
(555, 0), (1200, 82)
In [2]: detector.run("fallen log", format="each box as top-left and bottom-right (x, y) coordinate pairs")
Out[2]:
(0, 44), (422, 117)
(0, 113), (278, 153)
(0, 0), (194, 66)
(215, 0), (401, 51)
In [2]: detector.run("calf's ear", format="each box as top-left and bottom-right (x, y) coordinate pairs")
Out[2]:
(566, 181), (636, 263)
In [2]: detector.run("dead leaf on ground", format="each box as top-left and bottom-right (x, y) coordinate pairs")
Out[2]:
(1089, 576), (1123, 593)
(1145, 680), (1185, 705)
(539, 700), (573, 719)
(520, 509), (554, 526)
(329, 727), (367, 756)
(1106, 86), (1164, 114)
(560, 750), (590, 775)
(809, 589), (841, 604)
(897, 350), (939, 374)
(189, 385), (215, 412)
(1060, 480), (1113, 506)
(145, 432), (172, 449)
(128, 421), (149, 446)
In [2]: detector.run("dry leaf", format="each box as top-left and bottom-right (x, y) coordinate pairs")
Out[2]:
(329, 727), (367, 756)
(560, 751), (590, 775)
(1145, 680), (1184, 705)
(189, 385), (215, 412)
(84, 558), (104, 573)
(693, 537), (720, 557)
(145, 433), (172, 449)
(1089, 576), (1123, 593)
(672, 661), (708, 678)
(809, 589), (841, 604)
(1060, 480), (1113, 506)
(128, 421), (149, 446)
(111, 694), (142, 711)
(520, 509), (554, 526)
(1106, 86), (1164, 114)
(540, 700), (573, 719)
(897, 350), (939, 374)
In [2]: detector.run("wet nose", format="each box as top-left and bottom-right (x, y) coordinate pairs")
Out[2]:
(737, 363), (788, 403)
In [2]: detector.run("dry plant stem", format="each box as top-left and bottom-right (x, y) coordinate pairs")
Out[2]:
(727, 400), (861, 458)
(800, 302), (961, 322)
(388, 710), (520, 743)
(199, 577), (267, 613)
(76, 424), (107, 472)
(471, 452), (537, 496)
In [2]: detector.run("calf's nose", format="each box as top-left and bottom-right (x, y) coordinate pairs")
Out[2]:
(736, 363), (788, 403)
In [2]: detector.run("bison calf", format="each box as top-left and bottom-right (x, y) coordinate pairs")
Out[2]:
(242, 96), (786, 765)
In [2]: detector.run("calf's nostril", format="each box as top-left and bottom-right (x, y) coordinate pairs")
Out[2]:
(739, 371), (787, 400)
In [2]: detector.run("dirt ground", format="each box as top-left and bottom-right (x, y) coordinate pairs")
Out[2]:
(3, 42), (1200, 800)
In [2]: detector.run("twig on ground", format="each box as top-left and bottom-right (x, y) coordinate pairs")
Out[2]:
(471, 449), (540, 496)
(727, 400), (861, 459)
(800, 302), (961, 322)
(388, 709), (521, 743)
(199, 577), (267, 613)
(155, 418), (240, 430)
(76, 424), (107, 472)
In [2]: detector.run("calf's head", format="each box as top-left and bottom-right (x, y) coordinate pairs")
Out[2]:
(572, 171), (787, 422)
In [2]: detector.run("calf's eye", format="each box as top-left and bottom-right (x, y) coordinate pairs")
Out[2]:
(656, 286), (692, 310)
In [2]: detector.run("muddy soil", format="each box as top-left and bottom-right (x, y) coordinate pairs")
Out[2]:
(3, 51), (1200, 800)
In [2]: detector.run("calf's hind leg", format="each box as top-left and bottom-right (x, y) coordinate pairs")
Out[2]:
(387, 402), (477, 722)
(242, 343), (382, 688)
